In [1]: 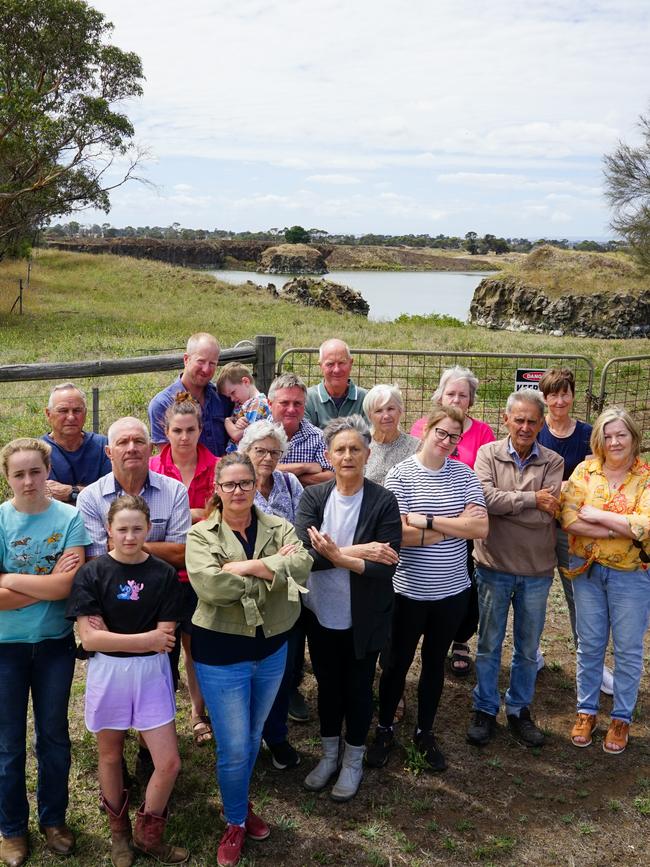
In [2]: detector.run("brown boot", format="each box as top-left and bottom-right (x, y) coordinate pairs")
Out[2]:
(102, 791), (134, 867)
(133, 804), (189, 864)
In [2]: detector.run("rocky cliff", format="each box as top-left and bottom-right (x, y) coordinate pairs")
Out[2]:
(469, 276), (650, 338)
(278, 276), (369, 316)
(257, 244), (328, 274)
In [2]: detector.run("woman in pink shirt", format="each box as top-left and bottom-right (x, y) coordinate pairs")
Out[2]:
(150, 393), (217, 747)
(410, 366), (495, 676)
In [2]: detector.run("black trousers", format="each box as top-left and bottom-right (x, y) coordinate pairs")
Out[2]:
(378, 588), (470, 732)
(453, 541), (479, 644)
(304, 607), (379, 747)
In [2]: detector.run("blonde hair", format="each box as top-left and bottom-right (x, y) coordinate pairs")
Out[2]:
(423, 404), (464, 437)
(590, 406), (641, 462)
(0, 438), (51, 478)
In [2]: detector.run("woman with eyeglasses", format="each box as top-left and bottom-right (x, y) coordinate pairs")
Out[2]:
(238, 420), (305, 772)
(366, 405), (488, 773)
(185, 453), (311, 867)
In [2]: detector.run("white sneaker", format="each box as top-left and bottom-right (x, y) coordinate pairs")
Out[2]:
(601, 664), (614, 696)
(536, 647), (545, 672)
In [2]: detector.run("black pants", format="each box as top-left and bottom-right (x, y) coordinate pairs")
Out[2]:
(378, 588), (470, 732)
(453, 541), (479, 644)
(262, 612), (305, 745)
(304, 607), (379, 747)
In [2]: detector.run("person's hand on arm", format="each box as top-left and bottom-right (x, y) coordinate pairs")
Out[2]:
(342, 541), (399, 565)
(307, 526), (366, 574)
(77, 616), (177, 654)
(535, 488), (561, 515)
(0, 547), (85, 601)
(45, 480), (84, 502)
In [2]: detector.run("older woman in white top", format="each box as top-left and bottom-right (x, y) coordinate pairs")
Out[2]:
(363, 385), (419, 486)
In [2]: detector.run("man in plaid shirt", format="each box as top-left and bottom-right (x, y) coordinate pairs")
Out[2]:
(269, 373), (334, 488)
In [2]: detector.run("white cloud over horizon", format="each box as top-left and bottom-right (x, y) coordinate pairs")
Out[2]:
(77, 0), (650, 237)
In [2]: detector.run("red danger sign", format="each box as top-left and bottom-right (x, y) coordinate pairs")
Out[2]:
(515, 368), (545, 391)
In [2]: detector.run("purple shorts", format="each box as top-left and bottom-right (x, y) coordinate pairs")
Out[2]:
(85, 652), (176, 732)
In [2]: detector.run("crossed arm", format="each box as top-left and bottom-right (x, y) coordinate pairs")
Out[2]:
(0, 547), (86, 611)
(77, 616), (177, 654)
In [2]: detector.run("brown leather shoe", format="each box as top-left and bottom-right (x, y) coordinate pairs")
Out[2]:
(0, 835), (29, 867)
(39, 825), (75, 856)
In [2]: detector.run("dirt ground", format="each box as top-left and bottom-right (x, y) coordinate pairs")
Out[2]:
(22, 579), (650, 867)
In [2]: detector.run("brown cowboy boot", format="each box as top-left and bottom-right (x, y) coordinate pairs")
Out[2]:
(133, 803), (189, 864)
(102, 790), (134, 867)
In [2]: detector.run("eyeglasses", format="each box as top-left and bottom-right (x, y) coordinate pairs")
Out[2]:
(216, 479), (256, 493)
(432, 427), (463, 445)
(251, 446), (283, 460)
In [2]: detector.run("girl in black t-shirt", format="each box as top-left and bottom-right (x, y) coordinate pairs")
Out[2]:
(66, 495), (188, 866)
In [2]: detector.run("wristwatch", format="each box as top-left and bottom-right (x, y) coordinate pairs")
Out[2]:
(426, 514), (434, 530)
(69, 485), (80, 504)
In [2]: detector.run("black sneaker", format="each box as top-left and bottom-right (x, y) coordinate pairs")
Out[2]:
(365, 726), (394, 768)
(507, 708), (545, 747)
(265, 739), (300, 770)
(467, 710), (497, 746)
(288, 690), (310, 723)
(413, 729), (447, 772)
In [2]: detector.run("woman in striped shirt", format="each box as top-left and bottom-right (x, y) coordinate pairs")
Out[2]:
(366, 405), (488, 773)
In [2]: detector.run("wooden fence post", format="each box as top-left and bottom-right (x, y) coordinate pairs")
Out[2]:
(254, 335), (276, 394)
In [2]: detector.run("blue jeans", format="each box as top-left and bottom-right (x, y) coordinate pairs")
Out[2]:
(473, 568), (552, 718)
(0, 634), (76, 837)
(572, 559), (650, 723)
(195, 643), (287, 826)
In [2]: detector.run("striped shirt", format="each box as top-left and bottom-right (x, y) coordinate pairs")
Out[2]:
(385, 455), (485, 601)
(77, 470), (191, 558)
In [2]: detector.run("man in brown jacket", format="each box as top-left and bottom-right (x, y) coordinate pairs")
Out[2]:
(467, 388), (564, 749)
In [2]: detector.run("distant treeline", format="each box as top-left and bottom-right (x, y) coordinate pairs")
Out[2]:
(44, 222), (625, 255)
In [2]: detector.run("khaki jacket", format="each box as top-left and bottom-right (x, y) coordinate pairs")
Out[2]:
(186, 507), (312, 639)
(473, 438), (564, 578)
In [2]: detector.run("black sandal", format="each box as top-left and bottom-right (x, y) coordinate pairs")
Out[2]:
(448, 642), (472, 678)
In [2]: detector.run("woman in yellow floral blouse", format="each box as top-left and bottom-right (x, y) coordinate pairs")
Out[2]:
(560, 407), (650, 755)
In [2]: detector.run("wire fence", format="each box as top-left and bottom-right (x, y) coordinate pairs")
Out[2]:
(277, 348), (597, 440)
(598, 355), (650, 453)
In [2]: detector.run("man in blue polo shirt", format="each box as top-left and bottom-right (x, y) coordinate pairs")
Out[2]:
(42, 382), (111, 504)
(148, 332), (232, 456)
(305, 339), (367, 429)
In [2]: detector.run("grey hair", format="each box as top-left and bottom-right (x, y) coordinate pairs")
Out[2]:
(47, 383), (87, 410)
(323, 414), (371, 449)
(432, 366), (479, 408)
(362, 384), (404, 426)
(107, 417), (150, 445)
(238, 420), (288, 456)
(318, 338), (351, 362)
(268, 372), (308, 400)
(505, 388), (545, 417)
(186, 332), (220, 355)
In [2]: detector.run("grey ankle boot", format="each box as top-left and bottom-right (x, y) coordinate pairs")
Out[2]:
(304, 736), (340, 791)
(330, 741), (365, 802)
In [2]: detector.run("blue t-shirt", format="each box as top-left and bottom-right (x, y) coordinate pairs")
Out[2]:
(43, 431), (111, 487)
(0, 500), (91, 643)
(148, 376), (233, 457)
(538, 419), (592, 480)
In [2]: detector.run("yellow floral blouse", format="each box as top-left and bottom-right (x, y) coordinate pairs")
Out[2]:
(560, 457), (650, 577)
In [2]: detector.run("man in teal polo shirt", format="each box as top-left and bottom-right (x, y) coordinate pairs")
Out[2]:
(305, 338), (368, 429)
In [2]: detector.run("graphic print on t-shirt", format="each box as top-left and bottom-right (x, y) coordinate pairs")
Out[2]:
(117, 580), (145, 601)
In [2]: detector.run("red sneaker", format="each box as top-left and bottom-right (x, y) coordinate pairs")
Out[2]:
(245, 802), (270, 841)
(217, 824), (246, 867)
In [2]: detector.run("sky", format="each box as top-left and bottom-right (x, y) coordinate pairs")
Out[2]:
(81, 0), (650, 239)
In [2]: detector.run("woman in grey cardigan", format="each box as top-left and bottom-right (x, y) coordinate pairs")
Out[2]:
(294, 416), (402, 802)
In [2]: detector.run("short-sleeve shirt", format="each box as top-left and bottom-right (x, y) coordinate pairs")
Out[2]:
(279, 419), (333, 471)
(409, 416), (495, 469)
(66, 553), (182, 657)
(305, 380), (368, 429)
(77, 470), (191, 559)
(538, 419), (592, 480)
(43, 431), (112, 487)
(0, 499), (91, 643)
(385, 455), (486, 601)
(148, 376), (233, 456)
(225, 394), (272, 453)
(254, 470), (303, 523)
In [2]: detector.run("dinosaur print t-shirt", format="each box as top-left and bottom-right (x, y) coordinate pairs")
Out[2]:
(0, 499), (91, 643)
(66, 553), (182, 657)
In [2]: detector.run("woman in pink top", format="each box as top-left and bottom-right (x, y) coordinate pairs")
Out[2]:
(150, 392), (217, 747)
(410, 366), (495, 675)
